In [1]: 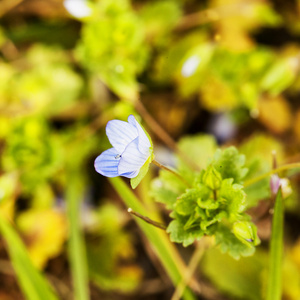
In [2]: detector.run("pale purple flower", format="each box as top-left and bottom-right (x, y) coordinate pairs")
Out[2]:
(94, 115), (153, 178)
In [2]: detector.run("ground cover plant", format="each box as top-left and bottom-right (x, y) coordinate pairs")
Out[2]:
(0, 0), (300, 299)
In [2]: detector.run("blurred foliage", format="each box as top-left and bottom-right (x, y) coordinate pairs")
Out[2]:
(0, 0), (299, 299)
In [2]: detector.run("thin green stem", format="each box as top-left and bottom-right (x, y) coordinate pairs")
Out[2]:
(243, 162), (300, 188)
(152, 159), (192, 187)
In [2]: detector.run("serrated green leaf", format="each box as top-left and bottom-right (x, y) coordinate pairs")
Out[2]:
(167, 218), (203, 247)
(197, 198), (219, 210)
(219, 179), (246, 218)
(175, 197), (197, 216)
(200, 212), (225, 231)
(175, 188), (202, 215)
(213, 147), (248, 184)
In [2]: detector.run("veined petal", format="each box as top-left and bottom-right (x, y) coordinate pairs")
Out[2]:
(128, 115), (151, 154)
(106, 119), (138, 153)
(121, 169), (140, 179)
(118, 137), (149, 176)
(94, 148), (121, 177)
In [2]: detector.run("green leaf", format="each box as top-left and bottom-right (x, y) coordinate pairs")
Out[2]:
(176, 43), (215, 97)
(267, 189), (284, 300)
(175, 188), (202, 216)
(260, 58), (296, 95)
(219, 178), (246, 218)
(167, 217), (204, 247)
(202, 247), (265, 300)
(66, 173), (89, 300)
(151, 169), (187, 209)
(213, 147), (248, 184)
(177, 134), (217, 178)
(244, 178), (270, 207)
(197, 198), (219, 210)
(0, 216), (59, 300)
(199, 212), (226, 231)
(140, 0), (181, 42)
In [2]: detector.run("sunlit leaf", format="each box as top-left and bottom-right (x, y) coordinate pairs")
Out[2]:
(17, 210), (67, 269)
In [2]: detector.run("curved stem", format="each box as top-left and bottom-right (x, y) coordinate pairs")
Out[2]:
(244, 162), (300, 188)
(135, 100), (199, 171)
(152, 160), (192, 188)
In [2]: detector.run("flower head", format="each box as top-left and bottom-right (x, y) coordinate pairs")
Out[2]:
(94, 115), (153, 181)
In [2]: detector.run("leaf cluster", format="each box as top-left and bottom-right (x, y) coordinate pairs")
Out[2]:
(152, 146), (260, 258)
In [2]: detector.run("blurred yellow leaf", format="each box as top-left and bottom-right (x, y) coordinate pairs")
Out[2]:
(290, 238), (300, 270)
(211, 0), (281, 52)
(17, 210), (67, 269)
(211, 0), (254, 52)
(258, 95), (292, 134)
(0, 199), (15, 221)
(200, 75), (238, 112)
(282, 243), (300, 299)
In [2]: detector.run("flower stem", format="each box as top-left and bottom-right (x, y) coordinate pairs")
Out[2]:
(243, 162), (300, 188)
(152, 160), (192, 188)
(128, 208), (167, 230)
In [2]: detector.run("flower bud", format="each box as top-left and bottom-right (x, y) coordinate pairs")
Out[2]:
(270, 174), (280, 195)
(233, 221), (260, 247)
(202, 165), (222, 190)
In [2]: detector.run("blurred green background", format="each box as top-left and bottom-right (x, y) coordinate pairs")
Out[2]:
(0, 0), (300, 299)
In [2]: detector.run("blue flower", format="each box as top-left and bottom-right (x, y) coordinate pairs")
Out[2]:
(94, 115), (153, 179)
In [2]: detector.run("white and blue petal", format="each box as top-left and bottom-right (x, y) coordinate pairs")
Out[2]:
(106, 119), (138, 153)
(128, 115), (151, 155)
(118, 137), (149, 177)
(94, 148), (121, 177)
(120, 169), (140, 179)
